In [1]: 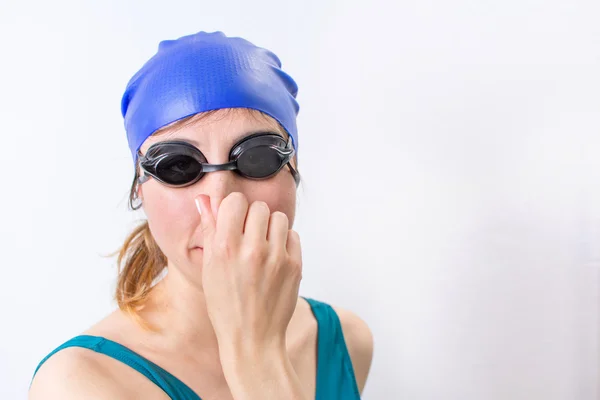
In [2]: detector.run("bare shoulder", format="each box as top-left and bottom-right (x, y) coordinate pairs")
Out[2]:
(28, 347), (131, 400)
(331, 304), (375, 394)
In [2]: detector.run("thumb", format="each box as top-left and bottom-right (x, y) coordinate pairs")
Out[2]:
(195, 194), (216, 249)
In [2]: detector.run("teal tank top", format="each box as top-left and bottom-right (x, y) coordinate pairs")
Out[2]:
(31, 297), (361, 399)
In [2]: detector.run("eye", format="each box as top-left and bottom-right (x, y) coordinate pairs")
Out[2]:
(156, 154), (202, 184)
(237, 146), (281, 177)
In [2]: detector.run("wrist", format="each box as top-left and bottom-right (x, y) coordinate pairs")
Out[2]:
(219, 336), (288, 370)
(219, 338), (307, 400)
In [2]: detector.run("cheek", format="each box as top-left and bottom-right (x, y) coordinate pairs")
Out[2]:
(249, 181), (297, 228)
(279, 190), (297, 228)
(143, 185), (197, 252)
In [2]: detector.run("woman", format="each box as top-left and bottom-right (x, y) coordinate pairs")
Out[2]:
(29, 31), (373, 399)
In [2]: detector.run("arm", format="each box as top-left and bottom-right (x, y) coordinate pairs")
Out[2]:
(195, 194), (309, 399)
(219, 306), (375, 400)
(28, 349), (131, 400)
(334, 305), (375, 394)
(219, 340), (310, 400)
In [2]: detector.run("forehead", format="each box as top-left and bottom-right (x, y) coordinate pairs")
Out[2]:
(141, 108), (286, 151)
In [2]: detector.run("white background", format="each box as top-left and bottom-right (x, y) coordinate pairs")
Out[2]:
(1, 0), (599, 399)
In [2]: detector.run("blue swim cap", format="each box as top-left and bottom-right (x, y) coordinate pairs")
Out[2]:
(121, 31), (300, 166)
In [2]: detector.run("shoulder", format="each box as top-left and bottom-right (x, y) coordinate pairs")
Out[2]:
(331, 304), (374, 395)
(28, 347), (132, 400)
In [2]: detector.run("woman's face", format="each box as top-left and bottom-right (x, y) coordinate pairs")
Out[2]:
(137, 109), (298, 282)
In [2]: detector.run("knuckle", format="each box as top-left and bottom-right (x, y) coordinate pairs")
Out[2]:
(288, 253), (302, 269)
(214, 240), (234, 258)
(290, 257), (303, 278)
(243, 244), (268, 263)
(270, 248), (286, 265)
(276, 254), (301, 279)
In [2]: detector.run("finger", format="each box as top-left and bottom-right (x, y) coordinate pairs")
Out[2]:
(286, 229), (302, 270)
(267, 211), (289, 250)
(195, 194), (216, 250)
(215, 192), (248, 247)
(244, 201), (270, 243)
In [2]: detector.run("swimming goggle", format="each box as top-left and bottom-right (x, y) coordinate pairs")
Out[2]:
(137, 132), (300, 188)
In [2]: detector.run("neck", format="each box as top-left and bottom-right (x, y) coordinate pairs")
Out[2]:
(139, 267), (220, 358)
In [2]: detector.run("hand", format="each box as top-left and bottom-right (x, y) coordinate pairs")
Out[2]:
(194, 192), (303, 356)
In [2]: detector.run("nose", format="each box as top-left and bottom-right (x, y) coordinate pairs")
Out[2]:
(195, 168), (240, 219)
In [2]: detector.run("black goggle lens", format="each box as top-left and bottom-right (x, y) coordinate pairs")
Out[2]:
(236, 145), (283, 179)
(155, 154), (204, 185)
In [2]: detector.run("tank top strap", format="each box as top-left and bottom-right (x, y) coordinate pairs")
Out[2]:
(301, 296), (361, 399)
(31, 335), (201, 400)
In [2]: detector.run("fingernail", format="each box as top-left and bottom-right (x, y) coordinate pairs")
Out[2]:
(195, 198), (202, 215)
